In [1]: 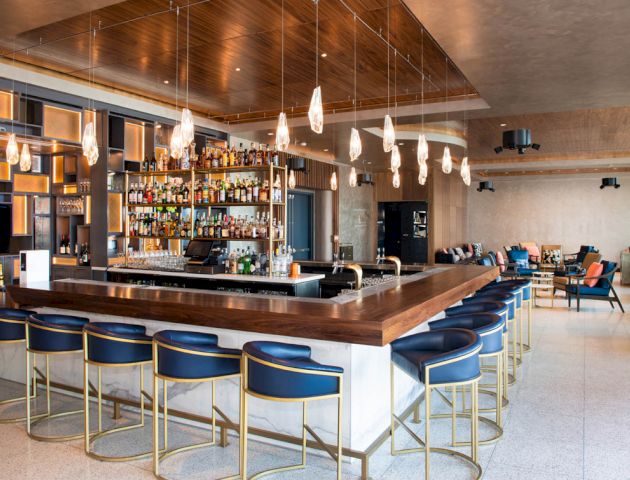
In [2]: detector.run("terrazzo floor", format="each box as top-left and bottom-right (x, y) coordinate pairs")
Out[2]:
(0, 283), (628, 479)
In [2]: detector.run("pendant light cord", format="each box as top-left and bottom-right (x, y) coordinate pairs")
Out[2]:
(315, 0), (319, 87)
(281, 0), (284, 111)
(186, 4), (189, 108)
(386, 0), (390, 114)
(353, 13), (357, 128)
(175, 6), (179, 112)
(421, 27), (424, 133)
(445, 56), (448, 125)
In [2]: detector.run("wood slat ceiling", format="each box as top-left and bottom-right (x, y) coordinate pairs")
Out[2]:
(0, 0), (476, 124)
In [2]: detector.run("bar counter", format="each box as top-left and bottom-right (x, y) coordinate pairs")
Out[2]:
(8, 264), (498, 346)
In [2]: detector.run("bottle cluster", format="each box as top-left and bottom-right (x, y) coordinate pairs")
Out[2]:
(194, 175), (282, 204)
(129, 212), (193, 238)
(223, 245), (294, 276)
(128, 177), (190, 205)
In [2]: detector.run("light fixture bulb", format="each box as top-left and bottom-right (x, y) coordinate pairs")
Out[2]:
(349, 127), (362, 161)
(390, 145), (401, 172)
(180, 108), (195, 147)
(276, 112), (290, 151)
(418, 158), (428, 185)
(6, 133), (19, 165)
(461, 156), (471, 186)
(288, 169), (296, 189)
(82, 121), (99, 166)
(170, 124), (184, 160)
(349, 166), (358, 187)
(383, 114), (395, 152)
(308, 86), (324, 134)
(442, 145), (452, 174)
(19, 143), (31, 172)
(330, 171), (338, 191)
(417, 133), (429, 164)
(392, 168), (400, 189)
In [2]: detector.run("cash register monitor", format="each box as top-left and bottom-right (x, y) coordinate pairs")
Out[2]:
(184, 239), (212, 260)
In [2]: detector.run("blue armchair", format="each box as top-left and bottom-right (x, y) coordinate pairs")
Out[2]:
(565, 261), (624, 312)
(506, 249), (540, 277)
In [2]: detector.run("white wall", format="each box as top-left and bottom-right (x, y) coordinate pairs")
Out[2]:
(467, 174), (630, 262)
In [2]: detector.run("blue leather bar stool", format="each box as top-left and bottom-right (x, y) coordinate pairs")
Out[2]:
(429, 313), (505, 444)
(498, 279), (533, 352)
(241, 341), (343, 480)
(0, 308), (39, 423)
(391, 328), (483, 480)
(153, 330), (241, 479)
(83, 322), (153, 461)
(26, 313), (89, 441)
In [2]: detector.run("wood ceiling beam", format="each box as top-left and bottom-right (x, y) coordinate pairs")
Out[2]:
(477, 166), (630, 178)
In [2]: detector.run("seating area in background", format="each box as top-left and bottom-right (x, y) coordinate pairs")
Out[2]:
(436, 243), (485, 264)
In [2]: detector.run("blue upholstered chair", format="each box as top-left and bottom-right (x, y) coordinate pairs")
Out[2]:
(0, 308), (38, 423)
(153, 330), (241, 479)
(495, 279), (534, 352)
(429, 313), (505, 442)
(82, 322), (153, 461)
(241, 341), (343, 480)
(565, 261), (624, 313)
(506, 249), (540, 277)
(26, 313), (89, 441)
(391, 328), (483, 480)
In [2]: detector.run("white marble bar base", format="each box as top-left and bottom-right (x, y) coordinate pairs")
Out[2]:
(0, 306), (447, 460)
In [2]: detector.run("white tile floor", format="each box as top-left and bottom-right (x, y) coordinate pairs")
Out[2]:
(0, 284), (628, 479)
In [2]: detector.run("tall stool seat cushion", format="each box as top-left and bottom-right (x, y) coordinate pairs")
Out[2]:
(446, 301), (509, 322)
(28, 314), (89, 352)
(497, 279), (532, 300)
(243, 341), (343, 399)
(481, 283), (523, 308)
(429, 313), (505, 355)
(465, 292), (515, 321)
(85, 322), (152, 364)
(391, 328), (482, 385)
(154, 330), (240, 380)
(0, 308), (36, 341)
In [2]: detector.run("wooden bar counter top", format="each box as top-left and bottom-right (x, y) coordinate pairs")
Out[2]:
(7, 264), (498, 346)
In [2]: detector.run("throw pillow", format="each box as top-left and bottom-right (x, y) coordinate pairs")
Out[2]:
(448, 248), (455, 255)
(542, 249), (561, 265)
(584, 262), (604, 288)
(467, 243), (474, 254)
(472, 243), (483, 257)
(455, 247), (465, 258)
(523, 244), (541, 260)
(495, 251), (506, 272)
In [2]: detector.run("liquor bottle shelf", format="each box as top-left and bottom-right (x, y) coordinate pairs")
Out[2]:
(126, 165), (285, 176)
(189, 237), (284, 242)
(193, 202), (285, 207)
(129, 235), (190, 240)
(126, 203), (192, 208)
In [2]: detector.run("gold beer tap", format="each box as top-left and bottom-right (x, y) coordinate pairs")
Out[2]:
(345, 263), (363, 290)
(384, 256), (402, 277)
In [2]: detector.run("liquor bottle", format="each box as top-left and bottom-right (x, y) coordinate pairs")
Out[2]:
(142, 155), (149, 172)
(252, 179), (260, 202)
(248, 143), (256, 165)
(128, 184), (136, 205)
(150, 155), (157, 172)
(272, 145), (279, 166)
(237, 249), (245, 274)
(182, 182), (190, 203)
(203, 216), (210, 238)
(59, 235), (65, 255)
(229, 146), (236, 167)
(243, 247), (252, 274)
(202, 180), (209, 204)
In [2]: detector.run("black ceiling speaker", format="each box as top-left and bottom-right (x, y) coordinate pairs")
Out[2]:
(288, 156), (307, 171)
(357, 173), (374, 186)
(495, 128), (541, 155)
(600, 177), (621, 189)
(477, 181), (495, 192)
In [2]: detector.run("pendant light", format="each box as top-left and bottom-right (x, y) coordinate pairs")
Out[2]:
(276, 0), (290, 151)
(349, 15), (362, 162)
(390, 144), (401, 171)
(441, 56), (451, 174)
(383, 115), (395, 152)
(330, 171), (337, 191)
(19, 143), (31, 172)
(461, 156), (471, 186)
(82, 20), (99, 166)
(417, 27), (428, 185)
(418, 160), (428, 185)
(181, 7), (195, 147)
(169, 7), (184, 160)
(442, 145), (452, 174)
(170, 124), (184, 160)
(417, 134), (428, 165)
(288, 168), (296, 189)
(349, 166), (357, 187)
(308, 0), (324, 134)
(392, 168), (400, 189)
(6, 134), (19, 165)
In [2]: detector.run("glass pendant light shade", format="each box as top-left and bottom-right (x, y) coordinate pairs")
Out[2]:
(308, 86), (324, 134)
(383, 114), (395, 152)
(170, 124), (184, 160)
(180, 108), (195, 147)
(19, 143), (31, 172)
(82, 122), (99, 166)
(418, 158), (428, 185)
(349, 127), (362, 162)
(276, 112), (290, 152)
(390, 145), (401, 172)
(349, 166), (358, 187)
(288, 169), (296, 189)
(392, 168), (400, 189)
(461, 156), (471, 186)
(417, 133), (429, 164)
(6, 133), (19, 165)
(441, 145), (452, 174)
(330, 171), (338, 191)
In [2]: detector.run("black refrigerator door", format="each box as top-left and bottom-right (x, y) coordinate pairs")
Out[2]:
(400, 202), (428, 264)
(382, 202), (402, 258)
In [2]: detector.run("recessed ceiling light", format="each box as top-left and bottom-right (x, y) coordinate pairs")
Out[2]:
(321, 53), (328, 58)
(155, 123), (162, 129)
(323, 148), (329, 152)
(500, 123), (507, 127)
(300, 141), (308, 146)
(367, 161), (372, 164)
(267, 132), (274, 136)
(235, 67), (241, 72)
(163, 80), (169, 84)
(399, 142), (405, 146)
